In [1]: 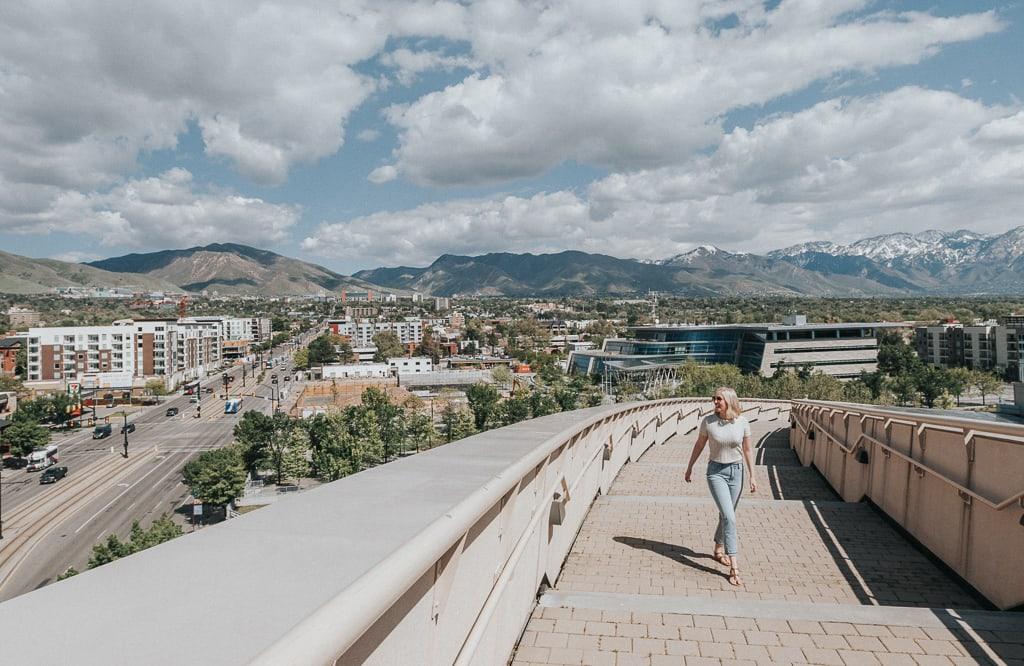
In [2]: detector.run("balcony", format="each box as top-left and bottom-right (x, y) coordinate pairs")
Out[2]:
(0, 399), (1020, 664)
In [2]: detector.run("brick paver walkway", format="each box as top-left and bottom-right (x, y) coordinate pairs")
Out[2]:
(511, 415), (1024, 666)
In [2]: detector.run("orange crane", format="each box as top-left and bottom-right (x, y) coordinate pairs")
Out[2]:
(177, 296), (188, 319)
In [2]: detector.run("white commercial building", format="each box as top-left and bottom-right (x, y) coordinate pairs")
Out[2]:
(389, 356), (433, 374)
(322, 363), (391, 379)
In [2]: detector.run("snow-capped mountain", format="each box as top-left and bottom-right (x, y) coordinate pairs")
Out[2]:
(771, 229), (993, 265)
(768, 226), (1024, 294)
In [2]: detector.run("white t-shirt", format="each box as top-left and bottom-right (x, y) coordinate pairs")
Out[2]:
(699, 413), (751, 464)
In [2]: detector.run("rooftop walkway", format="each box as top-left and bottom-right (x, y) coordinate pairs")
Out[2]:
(512, 417), (1023, 666)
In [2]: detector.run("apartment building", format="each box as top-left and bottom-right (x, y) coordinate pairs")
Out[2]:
(185, 316), (270, 360)
(27, 319), (222, 390)
(914, 321), (999, 371)
(27, 326), (136, 387)
(6, 306), (42, 328)
(327, 318), (425, 347)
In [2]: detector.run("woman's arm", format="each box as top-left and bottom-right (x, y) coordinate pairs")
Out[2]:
(742, 434), (757, 493)
(684, 431), (708, 483)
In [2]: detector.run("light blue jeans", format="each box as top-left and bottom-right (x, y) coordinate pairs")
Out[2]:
(706, 461), (744, 556)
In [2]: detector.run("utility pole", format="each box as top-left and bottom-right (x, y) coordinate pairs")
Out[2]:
(122, 411), (129, 458)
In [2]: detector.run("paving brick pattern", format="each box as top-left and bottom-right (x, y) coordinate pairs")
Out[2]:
(510, 419), (1022, 665)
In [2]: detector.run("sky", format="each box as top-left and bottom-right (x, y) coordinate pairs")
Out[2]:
(1, 1), (1022, 273)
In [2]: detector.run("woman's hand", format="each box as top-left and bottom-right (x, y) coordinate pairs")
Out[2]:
(749, 479), (757, 493)
(684, 467), (693, 483)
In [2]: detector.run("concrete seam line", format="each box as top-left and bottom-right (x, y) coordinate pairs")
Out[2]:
(249, 399), (700, 665)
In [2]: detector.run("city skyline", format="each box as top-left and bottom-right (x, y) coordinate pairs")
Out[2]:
(1, 1), (1022, 272)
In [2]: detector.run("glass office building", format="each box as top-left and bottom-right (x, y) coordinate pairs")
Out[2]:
(569, 320), (908, 381)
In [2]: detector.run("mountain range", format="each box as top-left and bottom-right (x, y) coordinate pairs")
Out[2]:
(356, 227), (1024, 296)
(2, 227), (1023, 297)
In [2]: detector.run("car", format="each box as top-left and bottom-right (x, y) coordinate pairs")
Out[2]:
(165, 407), (179, 417)
(92, 424), (112, 439)
(204, 387), (214, 394)
(121, 422), (136, 434)
(40, 466), (68, 484)
(270, 374), (277, 380)
(283, 375), (290, 382)
(2, 457), (28, 470)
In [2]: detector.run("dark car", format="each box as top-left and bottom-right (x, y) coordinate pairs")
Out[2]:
(92, 424), (112, 439)
(121, 422), (136, 434)
(40, 466), (68, 484)
(165, 407), (179, 417)
(204, 387), (214, 394)
(2, 457), (28, 470)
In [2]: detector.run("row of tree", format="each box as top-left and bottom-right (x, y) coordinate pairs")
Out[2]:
(58, 515), (183, 579)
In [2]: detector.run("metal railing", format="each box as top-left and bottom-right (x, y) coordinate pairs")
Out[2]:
(791, 400), (1024, 610)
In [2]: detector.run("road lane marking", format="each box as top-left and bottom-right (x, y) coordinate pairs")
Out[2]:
(74, 453), (188, 534)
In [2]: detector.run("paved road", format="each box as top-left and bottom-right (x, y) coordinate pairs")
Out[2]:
(0, 351), (304, 602)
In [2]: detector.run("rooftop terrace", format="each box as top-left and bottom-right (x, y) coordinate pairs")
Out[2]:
(0, 398), (1021, 665)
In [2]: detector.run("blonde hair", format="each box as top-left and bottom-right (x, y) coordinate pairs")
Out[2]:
(713, 386), (742, 421)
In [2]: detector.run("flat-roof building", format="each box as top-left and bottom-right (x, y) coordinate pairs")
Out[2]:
(569, 318), (908, 388)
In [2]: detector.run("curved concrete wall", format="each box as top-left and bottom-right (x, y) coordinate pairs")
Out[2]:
(791, 401), (1024, 610)
(0, 398), (789, 665)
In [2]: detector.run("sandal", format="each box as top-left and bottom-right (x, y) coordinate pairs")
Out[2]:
(712, 546), (731, 567)
(728, 567), (743, 587)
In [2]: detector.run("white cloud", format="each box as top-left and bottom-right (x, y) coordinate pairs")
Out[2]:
(367, 165), (399, 184)
(357, 129), (381, 142)
(381, 2), (1003, 186)
(13, 168), (300, 249)
(307, 88), (1024, 267)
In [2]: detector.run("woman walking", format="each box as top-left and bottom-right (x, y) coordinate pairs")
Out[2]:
(684, 387), (756, 586)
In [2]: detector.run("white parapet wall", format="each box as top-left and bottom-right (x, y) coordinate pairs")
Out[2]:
(790, 400), (1024, 610)
(0, 398), (790, 665)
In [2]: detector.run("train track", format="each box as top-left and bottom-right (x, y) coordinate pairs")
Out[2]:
(0, 447), (167, 593)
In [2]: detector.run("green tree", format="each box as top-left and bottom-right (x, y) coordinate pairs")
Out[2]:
(372, 331), (405, 361)
(0, 374), (24, 392)
(292, 347), (309, 370)
(234, 411), (291, 475)
(499, 391), (532, 426)
(182, 447), (247, 506)
(2, 418), (50, 457)
(145, 378), (169, 396)
(405, 412), (437, 451)
(945, 367), (973, 406)
(307, 335), (337, 365)
(859, 370), (889, 400)
(804, 373), (845, 402)
(465, 382), (500, 430)
(441, 404), (476, 442)
(971, 370), (1003, 406)
(14, 348), (26, 377)
(416, 327), (442, 364)
(529, 390), (559, 419)
(842, 380), (873, 404)
(877, 333), (921, 376)
(307, 412), (356, 481)
(280, 427), (311, 484)
(891, 373), (920, 406)
(57, 566), (79, 580)
(335, 338), (355, 364)
(87, 515), (182, 569)
(916, 365), (951, 408)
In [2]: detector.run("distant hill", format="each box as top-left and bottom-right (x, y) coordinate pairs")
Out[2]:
(88, 243), (384, 296)
(0, 250), (178, 294)
(355, 251), (693, 296)
(11, 226), (1024, 298)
